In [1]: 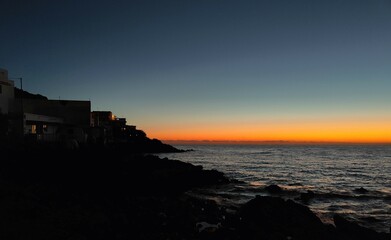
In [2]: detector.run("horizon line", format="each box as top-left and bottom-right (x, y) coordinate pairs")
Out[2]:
(161, 139), (391, 145)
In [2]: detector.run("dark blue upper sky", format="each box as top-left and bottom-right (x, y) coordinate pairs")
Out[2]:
(1, 0), (391, 140)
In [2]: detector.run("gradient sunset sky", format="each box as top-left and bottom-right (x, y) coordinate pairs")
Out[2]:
(1, 0), (391, 143)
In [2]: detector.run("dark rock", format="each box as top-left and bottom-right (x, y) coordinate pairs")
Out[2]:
(264, 184), (283, 194)
(239, 196), (330, 240)
(334, 214), (389, 240)
(299, 190), (315, 203)
(354, 187), (369, 194)
(0, 148), (232, 240)
(14, 87), (48, 100)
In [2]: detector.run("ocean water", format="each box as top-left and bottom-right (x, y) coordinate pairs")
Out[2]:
(158, 144), (391, 232)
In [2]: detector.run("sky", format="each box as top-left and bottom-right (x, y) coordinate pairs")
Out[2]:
(1, 0), (391, 143)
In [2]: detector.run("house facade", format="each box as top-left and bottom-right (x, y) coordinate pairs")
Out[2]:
(1, 68), (91, 144)
(0, 69), (15, 114)
(20, 99), (91, 143)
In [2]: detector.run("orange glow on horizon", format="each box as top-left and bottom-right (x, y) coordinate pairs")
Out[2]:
(145, 118), (391, 144)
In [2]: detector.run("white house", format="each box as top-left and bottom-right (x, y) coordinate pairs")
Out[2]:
(0, 68), (15, 114)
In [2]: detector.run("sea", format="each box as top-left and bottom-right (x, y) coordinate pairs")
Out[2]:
(157, 144), (391, 233)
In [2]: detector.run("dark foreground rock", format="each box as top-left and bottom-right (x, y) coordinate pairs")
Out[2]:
(354, 187), (369, 194)
(264, 184), (283, 194)
(0, 148), (228, 239)
(334, 214), (389, 240)
(238, 196), (330, 240)
(0, 148), (389, 240)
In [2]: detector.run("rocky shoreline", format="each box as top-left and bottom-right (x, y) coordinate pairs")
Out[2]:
(0, 147), (389, 240)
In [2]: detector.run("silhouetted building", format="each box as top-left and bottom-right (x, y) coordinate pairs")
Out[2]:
(115, 117), (127, 126)
(13, 99), (91, 142)
(90, 111), (129, 143)
(90, 111), (146, 144)
(17, 99), (91, 128)
(91, 111), (115, 127)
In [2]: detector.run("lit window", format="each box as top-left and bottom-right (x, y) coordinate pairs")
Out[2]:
(31, 125), (37, 134)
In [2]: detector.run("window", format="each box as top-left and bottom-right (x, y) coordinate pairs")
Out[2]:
(31, 125), (37, 134)
(0, 85), (2, 94)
